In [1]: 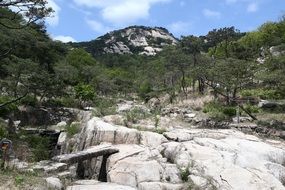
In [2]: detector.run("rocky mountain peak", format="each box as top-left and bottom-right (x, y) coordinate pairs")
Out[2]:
(74, 26), (178, 56)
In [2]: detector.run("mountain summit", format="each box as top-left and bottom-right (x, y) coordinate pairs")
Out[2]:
(73, 26), (178, 56)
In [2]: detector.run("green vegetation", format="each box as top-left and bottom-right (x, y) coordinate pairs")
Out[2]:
(0, 169), (44, 189)
(20, 134), (50, 162)
(66, 123), (81, 137)
(180, 167), (190, 182)
(203, 101), (236, 121)
(0, 1), (285, 137)
(124, 107), (151, 124)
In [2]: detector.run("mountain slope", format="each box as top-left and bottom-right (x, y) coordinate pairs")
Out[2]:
(72, 26), (178, 56)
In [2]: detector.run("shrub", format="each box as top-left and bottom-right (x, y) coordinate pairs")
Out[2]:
(125, 107), (151, 124)
(203, 101), (236, 121)
(60, 97), (80, 108)
(241, 89), (282, 100)
(20, 95), (38, 107)
(75, 84), (96, 102)
(43, 97), (79, 108)
(93, 97), (116, 116)
(180, 168), (190, 182)
(66, 123), (80, 137)
(138, 81), (152, 100)
(244, 104), (260, 114)
(20, 134), (50, 162)
(222, 107), (236, 117)
(0, 120), (8, 139)
(0, 96), (18, 117)
(14, 175), (24, 186)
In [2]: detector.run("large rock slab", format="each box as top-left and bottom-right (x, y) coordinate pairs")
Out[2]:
(77, 117), (141, 150)
(108, 158), (162, 187)
(67, 183), (136, 190)
(140, 131), (168, 148)
(106, 144), (182, 188)
(138, 182), (185, 190)
(161, 129), (285, 189)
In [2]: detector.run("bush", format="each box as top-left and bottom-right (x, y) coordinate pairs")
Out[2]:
(125, 107), (151, 124)
(203, 101), (236, 121)
(0, 120), (8, 138)
(0, 96), (18, 117)
(93, 97), (116, 116)
(138, 81), (152, 100)
(75, 84), (96, 102)
(20, 95), (38, 107)
(20, 134), (50, 162)
(244, 104), (260, 114)
(14, 175), (24, 186)
(43, 97), (79, 108)
(66, 123), (80, 137)
(180, 168), (190, 182)
(222, 107), (236, 117)
(241, 89), (282, 100)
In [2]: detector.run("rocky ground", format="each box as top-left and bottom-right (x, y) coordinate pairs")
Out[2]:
(3, 100), (285, 190)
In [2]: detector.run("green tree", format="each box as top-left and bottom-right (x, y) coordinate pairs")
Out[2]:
(206, 58), (256, 105)
(0, 0), (52, 29)
(75, 84), (96, 107)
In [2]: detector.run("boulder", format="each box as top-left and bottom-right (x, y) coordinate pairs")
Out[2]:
(108, 158), (162, 187)
(140, 131), (168, 148)
(57, 132), (67, 146)
(163, 130), (194, 142)
(258, 100), (279, 109)
(103, 115), (125, 126)
(46, 177), (63, 190)
(77, 117), (141, 150)
(117, 101), (134, 113)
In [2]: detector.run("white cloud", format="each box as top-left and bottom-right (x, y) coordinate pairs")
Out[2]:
(86, 19), (113, 34)
(53, 35), (77, 43)
(168, 21), (191, 35)
(203, 9), (221, 19)
(46, 0), (61, 27)
(74, 0), (172, 25)
(247, 2), (258, 12)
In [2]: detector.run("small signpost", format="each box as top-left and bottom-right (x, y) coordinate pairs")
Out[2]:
(0, 138), (12, 169)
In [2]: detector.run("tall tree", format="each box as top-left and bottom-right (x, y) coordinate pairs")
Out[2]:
(0, 0), (52, 29)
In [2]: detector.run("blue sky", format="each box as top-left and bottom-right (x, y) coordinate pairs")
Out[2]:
(46, 0), (285, 42)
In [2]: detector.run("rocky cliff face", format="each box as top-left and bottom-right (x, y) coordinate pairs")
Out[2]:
(73, 26), (178, 56)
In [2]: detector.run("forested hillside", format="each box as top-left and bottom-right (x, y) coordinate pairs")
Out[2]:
(1, 6), (285, 120)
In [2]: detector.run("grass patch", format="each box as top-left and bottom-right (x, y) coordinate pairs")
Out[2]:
(0, 169), (44, 189)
